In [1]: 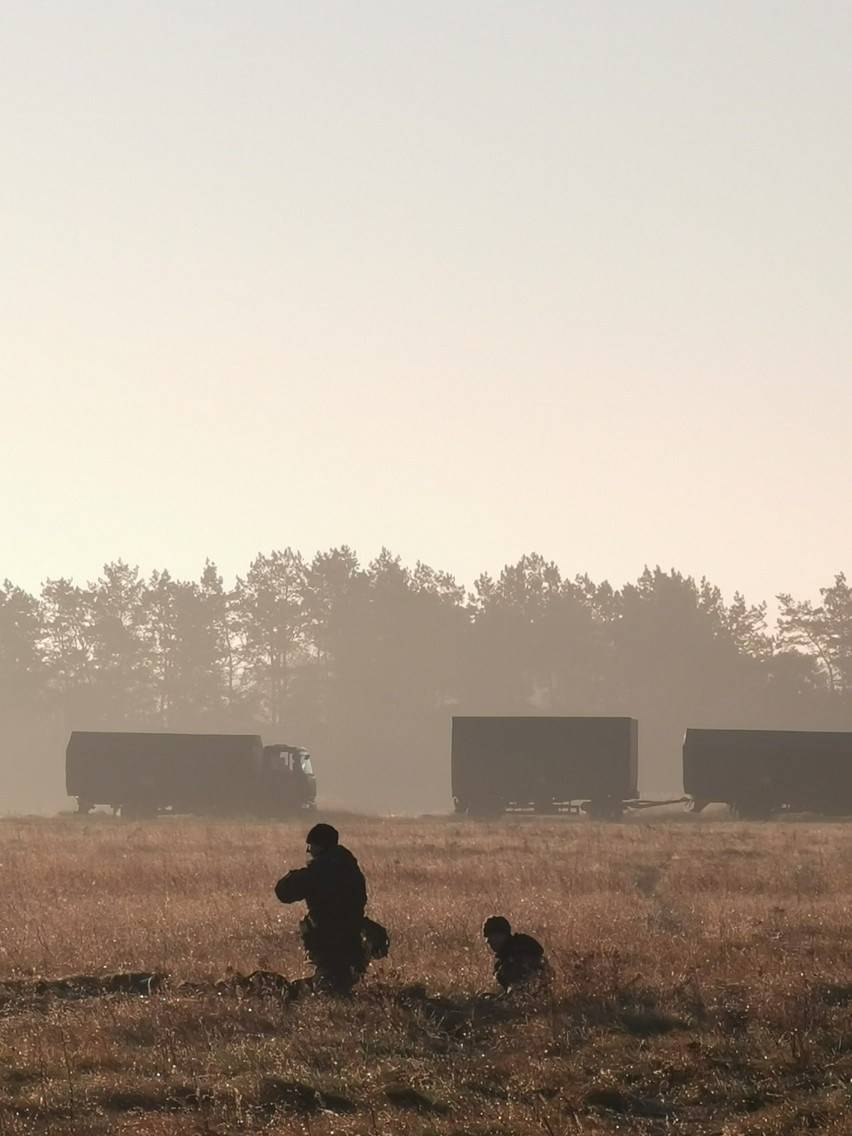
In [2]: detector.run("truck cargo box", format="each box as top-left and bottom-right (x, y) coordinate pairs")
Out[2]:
(683, 728), (852, 816)
(452, 716), (638, 816)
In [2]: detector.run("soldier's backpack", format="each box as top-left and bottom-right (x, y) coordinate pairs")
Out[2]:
(362, 916), (390, 959)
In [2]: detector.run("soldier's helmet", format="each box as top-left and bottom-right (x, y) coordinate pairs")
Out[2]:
(306, 822), (338, 850)
(482, 915), (511, 939)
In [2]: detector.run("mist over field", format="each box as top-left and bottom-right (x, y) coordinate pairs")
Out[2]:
(3, 2), (851, 814)
(2, 554), (851, 815)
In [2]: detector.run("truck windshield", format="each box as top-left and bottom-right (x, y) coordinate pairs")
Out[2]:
(298, 751), (313, 776)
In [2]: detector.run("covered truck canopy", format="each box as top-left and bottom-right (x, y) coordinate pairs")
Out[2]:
(452, 715), (639, 813)
(683, 727), (852, 814)
(66, 731), (265, 812)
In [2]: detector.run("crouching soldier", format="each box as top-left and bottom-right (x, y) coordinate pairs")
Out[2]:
(275, 823), (370, 994)
(482, 915), (547, 994)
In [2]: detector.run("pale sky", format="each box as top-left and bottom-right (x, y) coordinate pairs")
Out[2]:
(2, 1), (850, 610)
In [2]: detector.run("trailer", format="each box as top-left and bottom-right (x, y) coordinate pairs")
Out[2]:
(683, 728), (852, 817)
(451, 716), (639, 818)
(66, 731), (316, 818)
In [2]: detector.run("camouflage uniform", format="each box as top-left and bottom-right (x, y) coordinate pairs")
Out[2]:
(275, 841), (368, 994)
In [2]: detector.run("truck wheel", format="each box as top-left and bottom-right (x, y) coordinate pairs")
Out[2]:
(533, 800), (559, 815)
(730, 800), (774, 821)
(585, 799), (624, 821)
(120, 802), (157, 820)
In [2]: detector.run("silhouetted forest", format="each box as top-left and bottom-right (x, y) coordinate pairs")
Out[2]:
(1, 551), (851, 814)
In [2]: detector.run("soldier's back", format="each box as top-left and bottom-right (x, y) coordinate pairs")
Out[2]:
(495, 932), (546, 991)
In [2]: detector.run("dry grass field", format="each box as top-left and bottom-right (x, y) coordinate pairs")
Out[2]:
(1, 814), (852, 1135)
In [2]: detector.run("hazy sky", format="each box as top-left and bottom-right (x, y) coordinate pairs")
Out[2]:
(3, 1), (850, 609)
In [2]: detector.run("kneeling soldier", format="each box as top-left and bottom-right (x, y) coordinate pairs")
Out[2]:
(482, 915), (547, 993)
(275, 823), (369, 994)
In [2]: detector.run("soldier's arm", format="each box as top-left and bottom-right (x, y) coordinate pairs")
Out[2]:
(274, 866), (311, 904)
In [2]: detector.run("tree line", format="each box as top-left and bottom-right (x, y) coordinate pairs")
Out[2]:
(1, 550), (851, 813)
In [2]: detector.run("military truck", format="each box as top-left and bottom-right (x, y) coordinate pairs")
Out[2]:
(452, 716), (639, 818)
(66, 731), (316, 818)
(683, 727), (852, 817)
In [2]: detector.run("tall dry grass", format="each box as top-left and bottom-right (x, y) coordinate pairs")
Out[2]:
(1, 814), (852, 1133)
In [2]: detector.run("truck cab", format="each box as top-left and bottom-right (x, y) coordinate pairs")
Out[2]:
(261, 744), (316, 811)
